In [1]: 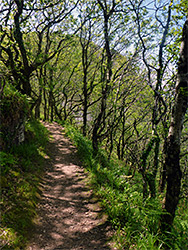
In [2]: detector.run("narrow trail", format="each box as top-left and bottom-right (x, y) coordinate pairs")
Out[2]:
(27, 122), (115, 250)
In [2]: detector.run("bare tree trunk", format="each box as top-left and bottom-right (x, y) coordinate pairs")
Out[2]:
(49, 90), (54, 122)
(159, 118), (169, 193)
(35, 69), (43, 119)
(35, 88), (42, 119)
(43, 87), (47, 121)
(80, 20), (91, 136)
(160, 17), (188, 232)
(92, 0), (115, 154)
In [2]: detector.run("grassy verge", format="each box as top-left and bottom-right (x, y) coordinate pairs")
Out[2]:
(0, 119), (49, 249)
(62, 122), (188, 250)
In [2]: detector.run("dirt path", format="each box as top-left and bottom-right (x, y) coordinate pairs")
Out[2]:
(27, 122), (115, 250)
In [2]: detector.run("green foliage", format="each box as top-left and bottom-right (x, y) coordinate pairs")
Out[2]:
(63, 122), (188, 249)
(172, 200), (188, 250)
(63, 122), (93, 166)
(0, 85), (29, 150)
(0, 85), (29, 117)
(0, 119), (49, 249)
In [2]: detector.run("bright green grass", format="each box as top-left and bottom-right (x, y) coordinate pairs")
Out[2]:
(62, 122), (188, 250)
(0, 119), (49, 249)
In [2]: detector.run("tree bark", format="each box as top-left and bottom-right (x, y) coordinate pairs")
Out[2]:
(35, 91), (42, 119)
(14, 0), (32, 96)
(92, 0), (115, 154)
(160, 17), (188, 232)
(43, 87), (47, 121)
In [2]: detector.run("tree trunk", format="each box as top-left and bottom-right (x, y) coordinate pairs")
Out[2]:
(83, 98), (88, 136)
(49, 90), (54, 122)
(83, 67), (88, 136)
(35, 88), (42, 119)
(43, 88), (47, 121)
(160, 17), (188, 232)
(159, 137), (168, 193)
(14, 0), (32, 96)
(92, 0), (114, 154)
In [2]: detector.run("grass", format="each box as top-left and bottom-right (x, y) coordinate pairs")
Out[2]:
(0, 119), (49, 249)
(61, 122), (188, 250)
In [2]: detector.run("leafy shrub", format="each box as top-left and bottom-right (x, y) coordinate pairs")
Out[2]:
(0, 85), (29, 150)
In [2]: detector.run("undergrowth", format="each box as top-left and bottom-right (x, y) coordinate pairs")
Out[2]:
(0, 119), (49, 249)
(62, 122), (188, 250)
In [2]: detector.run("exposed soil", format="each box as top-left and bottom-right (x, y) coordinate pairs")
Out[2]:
(27, 122), (116, 250)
